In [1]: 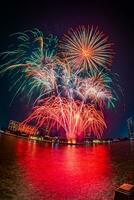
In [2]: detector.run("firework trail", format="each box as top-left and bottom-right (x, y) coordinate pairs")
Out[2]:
(60, 65), (118, 109)
(0, 29), (60, 102)
(59, 26), (114, 73)
(23, 96), (106, 141)
(77, 70), (118, 108)
(0, 27), (120, 141)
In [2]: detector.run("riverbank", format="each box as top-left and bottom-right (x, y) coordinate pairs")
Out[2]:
(1, 130), (131, 146)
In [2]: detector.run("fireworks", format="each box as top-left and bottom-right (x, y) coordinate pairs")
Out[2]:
(0, 26), (120, 141)
(23, 96), (106, 141)
(59, 26), (113, 72)
(77, 70), (117, 108)
(0, 29), (60, 101)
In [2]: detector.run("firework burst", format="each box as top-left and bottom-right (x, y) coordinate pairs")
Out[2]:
(59, 26), (114, 72)
(23, 96), (106, 140)
(0, 27), (120, 141)
(77, 70), (117, 108)
(0, 29), (60, 101)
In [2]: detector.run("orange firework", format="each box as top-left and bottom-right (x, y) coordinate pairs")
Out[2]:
(59, 26), (113, 72)
(23, 96), (106, 141)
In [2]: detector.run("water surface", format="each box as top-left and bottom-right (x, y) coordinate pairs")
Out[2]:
(0, 134), (134, 200)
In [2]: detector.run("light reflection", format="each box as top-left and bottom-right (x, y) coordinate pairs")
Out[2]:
(16, 140), (113, 200)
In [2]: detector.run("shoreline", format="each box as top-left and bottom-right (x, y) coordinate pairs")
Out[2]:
(1, 130), (133, 146)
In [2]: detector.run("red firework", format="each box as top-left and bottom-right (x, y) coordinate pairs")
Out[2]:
(23, 96), (107, 141)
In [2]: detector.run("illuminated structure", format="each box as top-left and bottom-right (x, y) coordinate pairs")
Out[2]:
(8, 120), (37, 135)
(127, 117), (134, 139)
(8, 120), (19, 132)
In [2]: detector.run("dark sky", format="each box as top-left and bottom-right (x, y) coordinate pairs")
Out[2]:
(0, 1), (134, 138)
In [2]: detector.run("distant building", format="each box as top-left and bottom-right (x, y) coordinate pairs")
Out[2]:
(8, 120), (37, 135)
(127, 117), (134, 139)
(8, 120), (19, 132)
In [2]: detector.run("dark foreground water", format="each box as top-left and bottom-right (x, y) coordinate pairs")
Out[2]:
(0, 134), (134, 200)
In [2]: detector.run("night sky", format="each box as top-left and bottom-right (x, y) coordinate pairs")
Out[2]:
(0, 1), (133, 138)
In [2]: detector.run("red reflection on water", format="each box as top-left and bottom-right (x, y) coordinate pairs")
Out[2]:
(16, 140), (113, 200)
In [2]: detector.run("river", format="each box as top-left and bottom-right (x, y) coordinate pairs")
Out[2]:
(0, 134), (134, 200)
